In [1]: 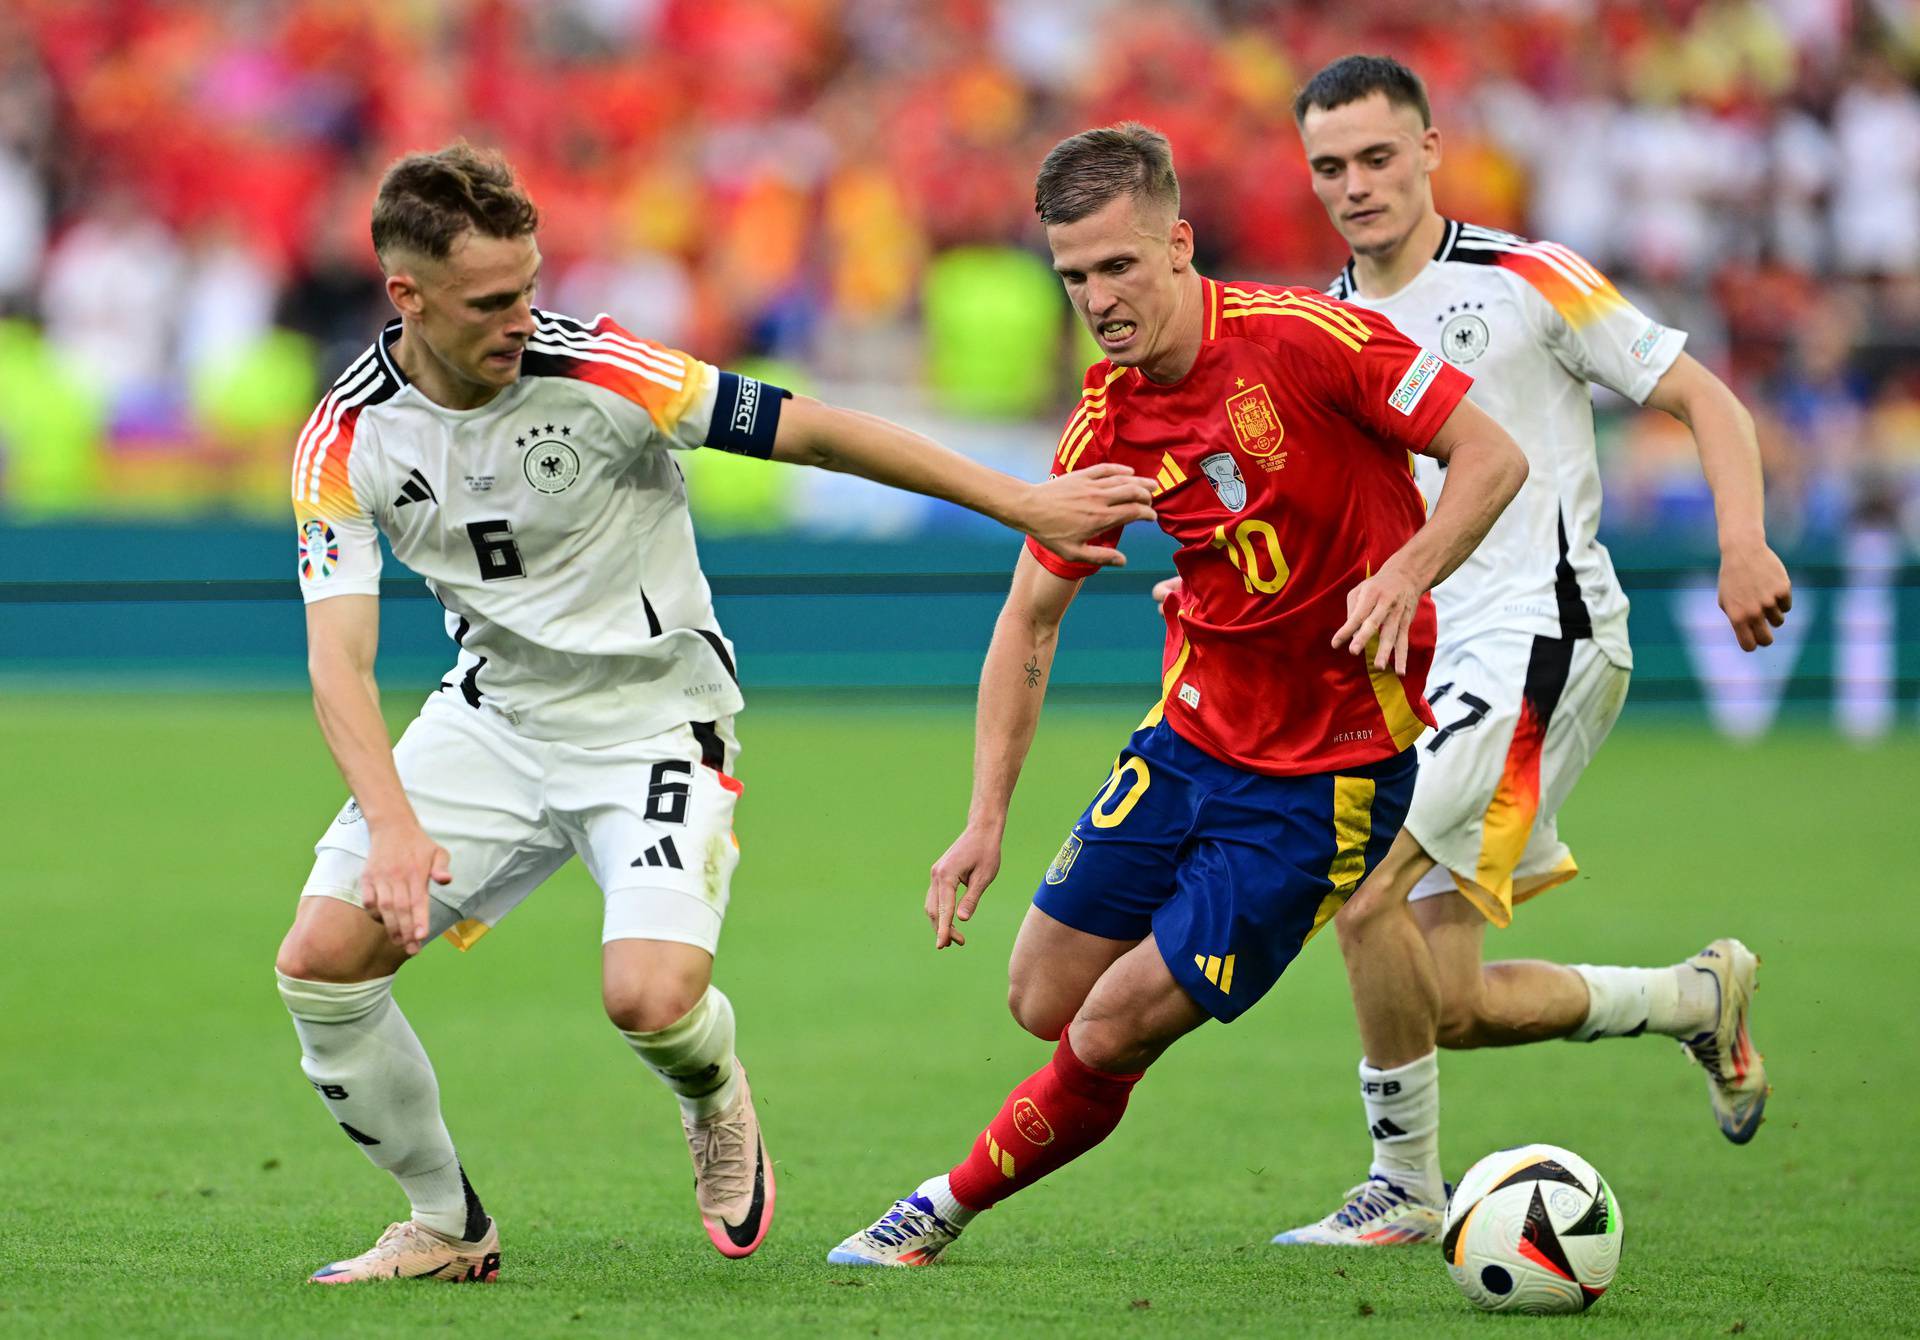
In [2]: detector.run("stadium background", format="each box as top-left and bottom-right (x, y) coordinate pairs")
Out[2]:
(3, 3), (1918, 1337)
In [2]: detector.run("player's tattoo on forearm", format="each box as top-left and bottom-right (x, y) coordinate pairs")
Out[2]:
(1023, 657), (1042, 688)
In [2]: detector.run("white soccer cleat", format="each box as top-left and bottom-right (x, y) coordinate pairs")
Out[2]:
(1270, 1175), (1443, 1246)
(827, 1192), (964, 1267)
(1679, 938), (1769, 1144)
(308, 1218), (500, 1283)
(683, 1069), (775, 1258)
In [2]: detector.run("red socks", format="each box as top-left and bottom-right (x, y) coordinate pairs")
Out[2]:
(947, 1028), (1144, 1212)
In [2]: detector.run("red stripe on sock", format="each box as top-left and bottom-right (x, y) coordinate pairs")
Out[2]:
(947, 1028), (1142, 1212)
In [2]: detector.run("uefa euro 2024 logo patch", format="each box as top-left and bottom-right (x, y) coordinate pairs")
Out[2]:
(299, 518), (338, 580)
(1199, 452), (1247, 512)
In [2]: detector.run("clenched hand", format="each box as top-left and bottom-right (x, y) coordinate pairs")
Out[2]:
(1719, 540), (1792, 651)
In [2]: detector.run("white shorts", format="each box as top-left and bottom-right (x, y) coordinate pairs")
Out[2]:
(300, 692), (743, 954)
(1405, 632), (1629, 927)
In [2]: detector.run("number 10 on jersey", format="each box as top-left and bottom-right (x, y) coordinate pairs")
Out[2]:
(1211, 519), (1289, 594)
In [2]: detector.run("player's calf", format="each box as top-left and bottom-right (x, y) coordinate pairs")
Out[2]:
(828, 1031), (1139, 1268)
(277, 970), (486, 1246)
(615, 984), (774, 1256)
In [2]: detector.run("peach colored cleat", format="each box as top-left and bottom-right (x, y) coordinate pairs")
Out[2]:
(683, 1069), (774, 1258)
(308, 1218), (500, 1284)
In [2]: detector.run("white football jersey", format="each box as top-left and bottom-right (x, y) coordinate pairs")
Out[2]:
(1329, 220), (1687, 668)
(291, 309), (779, 747)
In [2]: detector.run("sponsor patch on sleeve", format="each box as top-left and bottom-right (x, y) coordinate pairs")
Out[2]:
(1629, 322), (1669, 365)
(1387, 352), (1446, 416)
(705, 370), (790, 458)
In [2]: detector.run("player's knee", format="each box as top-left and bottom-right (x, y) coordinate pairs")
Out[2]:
(1332, 891), (1381, 942)
(1006, 980), (1068, 1042)
(1435, 999), (1486, 1050)
(275, 920), (376, 983)
(1065, 1011), (1156, 1074)
(603, 977), (705, 1034)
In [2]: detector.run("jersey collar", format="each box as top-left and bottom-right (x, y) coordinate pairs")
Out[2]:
(377, 319), (408, 386)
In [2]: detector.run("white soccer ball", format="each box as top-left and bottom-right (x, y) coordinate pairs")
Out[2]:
(1441, 1143), (1623, 1314)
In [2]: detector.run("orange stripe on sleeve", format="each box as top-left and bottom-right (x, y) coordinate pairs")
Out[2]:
(1493, 247), (1628, 329)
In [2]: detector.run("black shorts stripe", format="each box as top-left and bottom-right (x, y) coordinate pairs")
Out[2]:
(1554, 511), (1593, 640)
(691, 720), (727, 772)
(641, 590), (663, 638)
(1520, 634), (1577, 728)
(448, 616), (484, 708)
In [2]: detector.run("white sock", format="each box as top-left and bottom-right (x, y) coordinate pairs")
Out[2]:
(916, 1173), (977, 1227)
(620, 986), (742, 1121)
(277, 971), (484, 1241)
(1570, 963), (1716, 1041)
(1360, 1053), (1443, 1207)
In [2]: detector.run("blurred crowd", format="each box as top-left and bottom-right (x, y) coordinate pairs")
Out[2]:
(0, 0), (1917, 548)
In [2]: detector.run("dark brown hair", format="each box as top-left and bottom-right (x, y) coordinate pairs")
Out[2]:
(1034, 122), (1179, 227)
(1292, 55), (1432, 127)
(371, 143), (539, 265)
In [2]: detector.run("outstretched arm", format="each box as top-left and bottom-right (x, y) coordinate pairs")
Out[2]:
(1335, 397), (1529, 674)
(926, 549), (1081, 948)
(306, 595), (449, 956)
(770, 396), (1153, 567)
(1643, 353), (1792, 650)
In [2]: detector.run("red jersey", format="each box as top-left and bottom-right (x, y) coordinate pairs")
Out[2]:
(1027, 276), (1473, 776)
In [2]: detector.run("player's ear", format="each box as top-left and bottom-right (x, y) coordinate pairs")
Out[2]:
(1168, 218), (1194, 272)
(384, 268), (424, 320)
(1422, 126), (1442, 175)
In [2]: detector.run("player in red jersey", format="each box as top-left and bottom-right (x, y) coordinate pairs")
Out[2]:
(829, 123), (1530, 1265)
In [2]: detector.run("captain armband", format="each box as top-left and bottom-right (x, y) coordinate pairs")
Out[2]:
(704, 371), (791, 459)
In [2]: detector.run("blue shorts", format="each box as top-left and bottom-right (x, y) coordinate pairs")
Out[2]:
(1032, 720), (1417, 1023)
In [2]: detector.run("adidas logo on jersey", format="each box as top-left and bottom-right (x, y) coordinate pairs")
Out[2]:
(631, 836), (684, 870)
(394, 468), (438, 508)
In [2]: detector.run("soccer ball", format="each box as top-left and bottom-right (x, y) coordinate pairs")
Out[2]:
(1441, 1143), (1623, 1314)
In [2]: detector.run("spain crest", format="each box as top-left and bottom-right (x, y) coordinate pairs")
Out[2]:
(1044, 832), (1082, 885)
(1226, 382), (1284, 458)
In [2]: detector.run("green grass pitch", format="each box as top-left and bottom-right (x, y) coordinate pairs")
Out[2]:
(1, 691), (1915, 1337)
